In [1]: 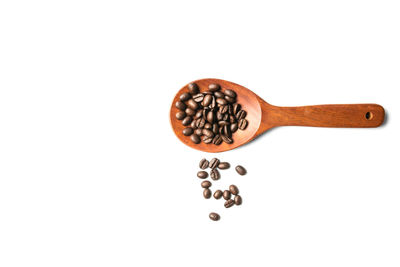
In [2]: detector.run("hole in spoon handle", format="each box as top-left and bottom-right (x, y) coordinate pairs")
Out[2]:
(269, 104), (385, 128)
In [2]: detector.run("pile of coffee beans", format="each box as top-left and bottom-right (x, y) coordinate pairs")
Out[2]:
(196, 158), (247, 221)
(175, 82), (249, 145)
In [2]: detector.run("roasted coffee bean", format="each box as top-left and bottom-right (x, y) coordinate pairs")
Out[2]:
(191, 134), (201, 144)
(225, 95), (235, 103)
(194, 110), (203, 119)
(224, 199), (234, 208)
(210, 169), (220, 180)
(193, 93), (204, 103)
(213, 190), (223, 199)
(233, 103), (241, 115)
(197, 171), (208, 179)
(196, 118), (206, 128)
(222, 113), (229, 121)
(194, 128), (203, 136)
(236, 110), (247, 120)
(206, 110), (214, 123)
(190, 120), (197, 129)
(224, 89), (237, 98)
(202, 94), (213, 107)
(218, 120), (229, 126)
(219, 105), (228, 114)
(188, 83), (199, 95)
(235, 165), (247, 175)
(229, 185), (239, 195)
(176, 111), (186, 120)
(180, 92), (191, 101)
(216, 111), (223, 121)
(182, 116), (192, 126)
(208, 83), (221, 92)
(209, 158), (220, 169)
(234, 195), (242, 205)
(175, 101), (186, 111)
(214, 91), (224, 98)
(182, 127), (193, 136)
(212, 124), (219, 134)
(187, 99), (198, 110)
(185, 108), (196, 116)
(204, 123), (212, 129)
(230, 123), (238, 133)
(221, 134), (233, 144)
(209, 97), (216, 108)
(199, 158), (209, 169)
(202, 108), (208, 119)
(228, 104), (233, 115)
(203, 136), (213, 144)
(203, 188), (211, 199)
(216, 98), (227, 105)
(202, 129), (214, 137)
(201, 181), (212, 188)
(238, 119), (248, 130)
(223, 190), (231, 200)
(229, 115), (236, 124)
(203, 91), (213, 95)
(212, 134), (222, 145)
(209, 212), (220, 221)
(218, 162), (230, 169)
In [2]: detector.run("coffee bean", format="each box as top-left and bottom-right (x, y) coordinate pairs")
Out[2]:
(228, 104), (233, 115)
(175, 101), (186, 111)
(223, 190), (231, 200)
(182, 127), (193, 136)
(212, 134), (222, 145)
(206, 110), (214, 123)
(202, 94), (213, 107)
(182, 116), (192, 126)
(203, 91), (213, 95)
(218, 120), (229, 126)
(219, 105), (228, 114)
(193, 93), (204, 103)
(203, 135), (213, 144)
(230, 123), (238, 133)
(208, 83), (221, 92)
(204, 123), (212, 129)
(224, 89), (237, 98)
(194, 110), (203, 119)
(235, 165), (246, 175)
(234, 195), (242, 205)
(199, 158), (209, 169)
(201, 181), (212, 188)
(209, 212), (220, 221)
(229, 115), (236, 124)
(197, 171), (208, 179)
(213, 190), (223, 199)
(195, 128), (202, 136)
(209, 158), (220, 169)
(209, 97), (216, 108)
(238, 119), (248, 130)
(210, 169), (220, 180)
(203, 188), (211, 199)
(187, 99), (198, 110)
(196, 118), (206, 128)
(222, 113), (229, 121)
(191, 120), (197, 129)
(214, 91), (224, 98)
(180, 92), (191, 101)
(188, 83), (199, 95)
(224, 199), (234, 208)
(225, 95), (235, 103)
(202, 129), (214, 137)
(229, 185), (239, 195)
(212, 124), (219, 134)
(236, 110), (247, 120)
(218, 162), (230, 169)
(176, 111), (186, 120)
(216, 111), (223, 121)
(216, 98), (227, 105)
(233, 103), (241, 115)
(191, 134), (201, 144)
(185, 108), (196, 116)
(221, 134), (233, 144)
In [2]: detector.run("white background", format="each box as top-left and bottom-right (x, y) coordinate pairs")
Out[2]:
(0, 1), (399, 266)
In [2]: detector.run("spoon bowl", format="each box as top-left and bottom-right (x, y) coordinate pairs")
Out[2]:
(170, 78), (385, 153)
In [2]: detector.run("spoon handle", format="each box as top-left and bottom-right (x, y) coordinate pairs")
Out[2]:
(265, 104), (385, 128)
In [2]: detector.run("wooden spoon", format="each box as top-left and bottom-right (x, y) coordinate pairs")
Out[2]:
(170, 78), (385, 153)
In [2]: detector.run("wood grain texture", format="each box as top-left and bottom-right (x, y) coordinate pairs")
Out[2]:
(170, 78), (385, 153)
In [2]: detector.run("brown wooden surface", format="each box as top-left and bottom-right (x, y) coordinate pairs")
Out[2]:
(170, 79), (385, 153)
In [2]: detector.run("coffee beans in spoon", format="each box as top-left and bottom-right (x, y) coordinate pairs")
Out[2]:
(175, 82), (249, 145)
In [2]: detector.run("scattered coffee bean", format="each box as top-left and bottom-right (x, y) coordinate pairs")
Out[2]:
(212, 134), (222, 145)
(183, 127), (193, 136)
(238, 119), (248, 130)
(191, 134), (201, 144)
(176, 111), (186, 120)
(230, 123), (238, 133)
(236, 110), (247, 120)
(187, 99), (198, 110)
(180, 92), (191, 101)
(229, 185), (239, 195)
(209, 212), (220, 221)
(224, 199), (235, 208)
(225, 95), (235, 103)
(218, 162), (230, 169)
(197, 171), (208, 179)
(199, 158), (209, 169)
(233, 103), (241, 115)
(214, 91), (224, 98)
(195, 128), (202, 136)
(202, 129), (214, 137)
(188, 83), (199, 95)
(182, 116), (192, 126)
(175, 101), (186, 111)
(202, 94), (213, 106)
(221, 134), (233, 144)
(210, 169), (220, 180)
(224, 89), (236, 98)
(235, 165), (247, 175)
(209, 158), (220, 169)
(185, 108), (196, 116)
(234, 195), (242, 205)
(204, 122), (212, 129)
(203, 136), (213, 144)
(208, 83), (221, 92)
(213, 190), (223, 199)
(223, 190), (231, 200)
(193, 93), (204, 103)
(201, 181), (212, 188)
(203, 188), (212, 199)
